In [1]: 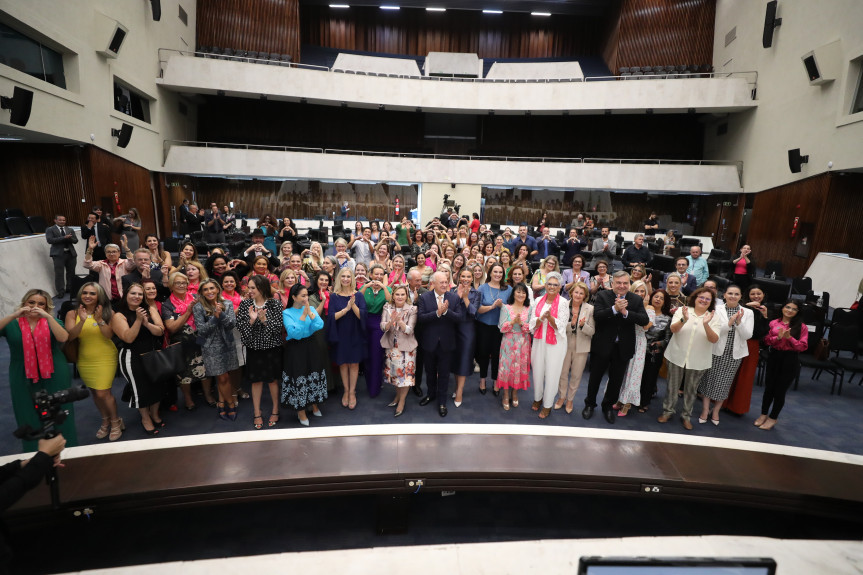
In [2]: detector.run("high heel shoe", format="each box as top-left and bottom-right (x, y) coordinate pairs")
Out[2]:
(109, 418), (125, 441)
(753, 414), (768, 427)
(478, 383), (487, 395)
(311, 407), (322, 417)
(227, 404), (238, 421)
(298, 413), (309, 427)
(140, 421), (160, 437)
(96, 417), (110, 439)
(698, 415), (709, 424)
(451, 392), (462, 408)
(759, 417), (777, 431)
(388, 400), (398, 407)
(269, 412), (280, 427)
(253, 413), (263, 430)
(217, 402), (229, 421)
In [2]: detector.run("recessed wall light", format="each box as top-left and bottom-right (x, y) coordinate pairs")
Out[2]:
(426, 7), (446, 11)
(329, 4), (350, 8)
(531, 12), (551, 16)
(380, 5), (400, 10)
(483, 9), (503, 14)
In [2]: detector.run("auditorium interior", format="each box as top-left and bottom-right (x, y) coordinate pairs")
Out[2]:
(1, 0), (863, 573)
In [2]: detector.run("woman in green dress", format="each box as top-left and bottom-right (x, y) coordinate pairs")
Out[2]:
(0, 289), (79, 452)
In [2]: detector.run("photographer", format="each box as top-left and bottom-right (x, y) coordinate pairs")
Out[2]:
(0, 434), (66, 568)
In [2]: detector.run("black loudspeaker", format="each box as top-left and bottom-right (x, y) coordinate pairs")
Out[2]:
(0, 86), (34, 127)
(111, 123), (134, 148)
(150, 0), (161, 21)
(762, 0), (782, 49)
(788, 148), (808, 173)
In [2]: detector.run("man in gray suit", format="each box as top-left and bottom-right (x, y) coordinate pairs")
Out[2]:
(45, 214), (78, 297)
(591, 227), (617, 265)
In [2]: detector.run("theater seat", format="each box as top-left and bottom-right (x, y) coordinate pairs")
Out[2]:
(5, 217), (32, 236)
(3, 208), (25, 219)
(27, 215), (47, 233)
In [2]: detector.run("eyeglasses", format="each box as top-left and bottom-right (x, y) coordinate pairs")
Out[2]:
(174, 281), (189, 286)
(696, 296), (712, 302)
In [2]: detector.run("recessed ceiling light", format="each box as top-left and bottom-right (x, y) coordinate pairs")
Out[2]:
(531, 11), (551, 16)
(0, 136), (23, 141)
(380, 5), (400, 10)
(483, 9), (502, 14)
(329, 4), (350, 7)
(426, 7), (446, 11)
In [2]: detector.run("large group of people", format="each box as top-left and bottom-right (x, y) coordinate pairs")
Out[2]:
(0, 211), (812, 453)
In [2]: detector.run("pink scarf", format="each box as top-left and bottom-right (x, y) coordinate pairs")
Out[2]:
(170, 292), (196, 329)
(18, 317), (54, 383)
(533, 293), (560, 345)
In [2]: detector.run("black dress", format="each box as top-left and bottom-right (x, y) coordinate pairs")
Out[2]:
(117, 309), (161, 408)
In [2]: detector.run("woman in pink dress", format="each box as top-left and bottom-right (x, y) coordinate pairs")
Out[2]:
(497, 283), (532, 410)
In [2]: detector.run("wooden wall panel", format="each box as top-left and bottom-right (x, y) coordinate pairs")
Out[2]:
(746, 174), (830, 278)
(605, 0), (715, 74)
(301, 6), (604, 59)
(0, 144), (155, 238)
(811, 173), (863, 265)
(196, 0), (301, 60)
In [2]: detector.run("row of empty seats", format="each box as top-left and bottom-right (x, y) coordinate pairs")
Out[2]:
(196, 46), (292, 66)
(619, 65), (714, 79)
(0, 208), (47, 238)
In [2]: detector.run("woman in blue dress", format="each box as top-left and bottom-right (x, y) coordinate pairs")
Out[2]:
(328, 267), (367, 409)
(450, 268), (480, 407)
(282, 283), (328, 426)
(474, 263), (512, 396)
(259, 214), (278, 254)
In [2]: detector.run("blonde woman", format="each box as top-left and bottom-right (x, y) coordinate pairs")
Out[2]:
(184, 261), (208, 296)
(329, 267), (367, 409)
(276, 269), (299, 309)
(531, 255), (560, 297)
(615, 280), (654, 417)
(380, 285), (418, 417)
(277, 241), (294, 272)
(64, 283), (118, 439)
(302, 241), (325, 275)
(555, 282), (595, 414)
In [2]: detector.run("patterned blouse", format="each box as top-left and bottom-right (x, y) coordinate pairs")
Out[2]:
(236, 298), (284, 350)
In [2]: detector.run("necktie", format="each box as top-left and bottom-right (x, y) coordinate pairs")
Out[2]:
(60, 227), (65, 235)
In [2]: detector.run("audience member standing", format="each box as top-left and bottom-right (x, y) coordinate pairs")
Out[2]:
(732, 245), (755, 290)
(84, 235), (136, 307)
(282, 283), (328, 426)
(360, 264), (392, 398)
(621, 234), (654, 268)
(380, 285), (418, 417)
(193, 279), (240, 421)
(81, 212), (111, 261)
(591, 227), (617, 263)
(615, 280), (653, 417)
(561, 228), (587, 267)
(638, 289), (671, 413)
(555, 282), (594, 414)
(725, 284), (771, 415)
(755, 300), (808, 431)
(497, 284), (532, 410)
(528, 272), (569, 419)
(328, 268), (367, 410)
(663, 258), (698, 295)
(417, 271), (464, 417)
(204, 203), (226, 244)
(686, 246), (709, 286)
(46, 215), (78, 298)
(120, 208), (142, 251)
(475, 264), (512, 396)
(658, 287), (723, 430)
(583, 271), (650, 424)
(450, 269), (480, 407)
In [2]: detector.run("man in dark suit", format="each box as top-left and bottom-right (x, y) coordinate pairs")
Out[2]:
(45, 215), (78, 297)
(416, 271), (464, 417)
(560, 227), (587, 267)
(121, 248), (169, 301)
(184, 203), (204, 237)
(535, 227), (558, 261)
(406, 269), (429, 397)
(583, 270), (650, 424)
(661, 257), (698, 296)
(80, 212), (112, 261)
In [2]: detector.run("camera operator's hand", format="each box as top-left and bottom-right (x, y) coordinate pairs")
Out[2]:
(36, 434), (66, 468)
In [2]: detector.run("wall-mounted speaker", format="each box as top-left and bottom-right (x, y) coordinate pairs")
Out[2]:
(762, 1), (782, 49)
(0, 86), (34, 127)
(788, 148), (808, 173)
(112, 123), (134, 148)
(801, 40), (841, 86)
(95, 12), (128, 59)
(150, 0), (162, 21)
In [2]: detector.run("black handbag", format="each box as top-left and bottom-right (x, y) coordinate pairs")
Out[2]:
(140, 342), (185, 383)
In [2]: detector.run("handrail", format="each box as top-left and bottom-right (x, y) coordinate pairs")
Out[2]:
(163, 139), (743, 173)
(157, 48), (758, 95)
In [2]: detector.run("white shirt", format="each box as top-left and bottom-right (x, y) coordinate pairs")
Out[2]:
(664, 307), (724, 370)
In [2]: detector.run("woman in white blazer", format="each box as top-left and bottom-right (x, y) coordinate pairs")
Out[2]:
(697, 284), (754, 426)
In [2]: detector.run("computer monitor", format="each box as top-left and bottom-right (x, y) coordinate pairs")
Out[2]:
(578, 557), (777, 575)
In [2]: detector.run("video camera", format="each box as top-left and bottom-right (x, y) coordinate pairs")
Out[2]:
(14, 385), (89, 443)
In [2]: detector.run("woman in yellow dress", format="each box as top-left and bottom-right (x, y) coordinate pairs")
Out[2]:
(65, 282), (121, 440)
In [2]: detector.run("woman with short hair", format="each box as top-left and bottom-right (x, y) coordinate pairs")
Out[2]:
(658, 287), (724, 431)
(381, 285), (418, 417)
(528, 271), (570, 419)
(161, 272), (208, 410)
(555, 282), (595, 414)
(531, 255), (560, 298)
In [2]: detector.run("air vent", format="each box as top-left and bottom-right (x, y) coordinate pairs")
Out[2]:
(717, 122), (728, 136)
(725, 26), (737, 47)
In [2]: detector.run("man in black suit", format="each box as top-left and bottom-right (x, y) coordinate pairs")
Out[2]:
(184, 203), (204, 236)
(80, 212), (112, 261)
(406, 269), (429, 397)
(583, 270), (650, 424)
(45, 215), (78, 297)
(416, 271), (464, 417)
(121, 249), (169, 301)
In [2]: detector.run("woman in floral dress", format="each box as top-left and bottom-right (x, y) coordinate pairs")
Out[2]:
(497, 283), (532, 410)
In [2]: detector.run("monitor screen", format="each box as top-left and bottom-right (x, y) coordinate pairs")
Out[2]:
(578, 557), (776, 575)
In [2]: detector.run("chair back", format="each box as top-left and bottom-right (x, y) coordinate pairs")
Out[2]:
(764, 260), (783, 278)
(831, 308), (859, 327)
(5, 217), (32, 235)
(26, 215), (47, 233)
(3, 208), (25, 219)
(791, 276), (813, 296)
(829, 324), (859, 353)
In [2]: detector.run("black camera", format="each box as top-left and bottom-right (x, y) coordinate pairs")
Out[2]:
(14, 385), (90, 442)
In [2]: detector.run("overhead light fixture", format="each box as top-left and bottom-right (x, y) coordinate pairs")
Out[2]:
(0, 136), (23, 141)
(329, 4), (350, 7)
(531, 11), (551, 16)
(380, 5), (400, 10)
(426, 7), (446, 11)
(483, 9), (502, 14)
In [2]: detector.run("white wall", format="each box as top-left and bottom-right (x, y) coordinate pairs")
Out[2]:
(158, 53), (757, 115)
(420, 183), (481, 226)
(707, 0), (863, 192)
(0, 0), (197, 171)
(163, 146), (744, 194)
